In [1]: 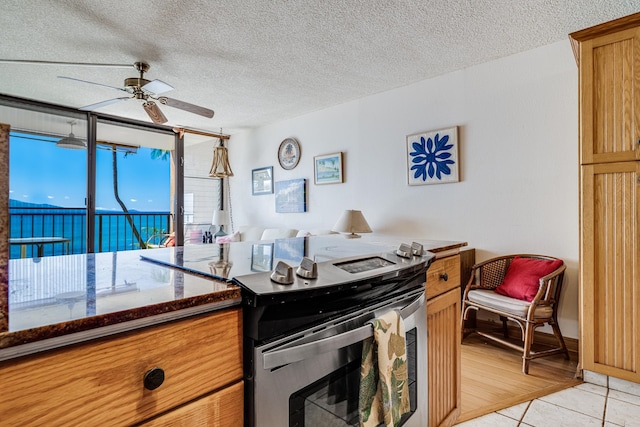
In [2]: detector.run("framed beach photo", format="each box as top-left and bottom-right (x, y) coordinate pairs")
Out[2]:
(406, 126), (459, 185)
(252, 166), (273, 195)
(314, 152), (343, 185)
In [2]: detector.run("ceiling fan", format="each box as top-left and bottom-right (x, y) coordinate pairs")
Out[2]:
(57, 61), (214, 124)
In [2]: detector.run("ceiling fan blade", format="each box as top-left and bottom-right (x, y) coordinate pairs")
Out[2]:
(142, 79), (173, 95)
(158, 97), (214, 118)
(0, 59), (133, 68)
(143, 101), (168, 124)
(79, 97), (130, 111)
(59, 76), (129, 93)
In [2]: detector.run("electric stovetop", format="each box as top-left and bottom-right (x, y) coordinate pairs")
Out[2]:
(140, 234), (436, 305)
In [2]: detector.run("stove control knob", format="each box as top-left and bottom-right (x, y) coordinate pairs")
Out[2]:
(411, 242), (425, 256)
(396, 243), (412, 258)
(296, 257), (318, 279)
(271, 261), (294, 285)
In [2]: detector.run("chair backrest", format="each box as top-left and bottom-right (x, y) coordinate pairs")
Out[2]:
(474, 254), (566, 306)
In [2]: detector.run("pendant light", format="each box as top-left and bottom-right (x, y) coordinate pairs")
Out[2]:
(209, 136), (234, 178)
(56, 120), (86, 149)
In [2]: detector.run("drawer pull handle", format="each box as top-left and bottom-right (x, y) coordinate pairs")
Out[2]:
(439, 273), (449, 282)
(144, 367), (165, 390)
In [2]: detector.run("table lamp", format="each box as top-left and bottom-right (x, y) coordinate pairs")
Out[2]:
(332, 209), (372, 238)
(212, 209), (229, 237)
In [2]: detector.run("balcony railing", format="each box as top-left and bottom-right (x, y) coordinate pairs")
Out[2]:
(9, 207), (171, 259)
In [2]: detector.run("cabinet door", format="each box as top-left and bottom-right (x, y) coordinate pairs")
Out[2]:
(580, 27), (640, 165)
(581, 162), (640, 381)
(427, 287), (461, 427)
(140, 381), (243, 427)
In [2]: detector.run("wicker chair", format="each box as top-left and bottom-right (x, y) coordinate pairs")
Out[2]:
(461, 254), (569, 374)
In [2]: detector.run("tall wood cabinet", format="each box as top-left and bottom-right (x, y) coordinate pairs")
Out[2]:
(570, 14), (640, 383)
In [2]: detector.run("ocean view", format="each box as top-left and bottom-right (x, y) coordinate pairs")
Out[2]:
(9, 199), (170, 259)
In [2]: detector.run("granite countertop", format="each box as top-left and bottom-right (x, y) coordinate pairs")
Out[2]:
(0, 234), (466, 360)
(0, 249), (241, 359)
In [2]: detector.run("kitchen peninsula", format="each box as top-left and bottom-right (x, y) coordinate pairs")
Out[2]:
(0, 235), (467, 426)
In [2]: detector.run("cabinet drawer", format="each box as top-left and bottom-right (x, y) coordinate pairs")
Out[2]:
(0, 308), (243, 426)
(425, 254), (460, 300)
(141, 380), (244, 426)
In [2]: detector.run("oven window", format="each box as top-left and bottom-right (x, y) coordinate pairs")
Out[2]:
(289, 328), (417, 427)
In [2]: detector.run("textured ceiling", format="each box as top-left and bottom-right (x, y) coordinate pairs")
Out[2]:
(0, 0), (638, 134)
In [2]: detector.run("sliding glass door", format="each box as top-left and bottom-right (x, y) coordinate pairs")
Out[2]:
(94, 120), (174, 252)
(2, 95), (178, 258)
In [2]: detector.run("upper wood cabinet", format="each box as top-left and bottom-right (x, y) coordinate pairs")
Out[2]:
(572, 20), (640, 164)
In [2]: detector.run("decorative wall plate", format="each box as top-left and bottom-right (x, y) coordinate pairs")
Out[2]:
(278, 138), (300, 170)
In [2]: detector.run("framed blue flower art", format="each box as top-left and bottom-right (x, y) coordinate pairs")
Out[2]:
(406, 126), (459, 185)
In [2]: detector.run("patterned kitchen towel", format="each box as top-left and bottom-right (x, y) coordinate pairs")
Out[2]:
(359, 309), (410, 427)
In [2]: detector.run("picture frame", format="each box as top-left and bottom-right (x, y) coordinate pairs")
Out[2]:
(314, 152), (343, 185)
(406, 126), (459, 185)
(251, 243), (274, 272)
(252, 166), (274, 195)
(278, 137), (301, 170)
(275, 178), (307, 213)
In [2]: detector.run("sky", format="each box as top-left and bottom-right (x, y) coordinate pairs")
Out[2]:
(9, 133), (170, 212)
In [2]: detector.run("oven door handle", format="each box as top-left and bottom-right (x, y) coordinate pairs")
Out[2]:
(262, 291), (425, 370)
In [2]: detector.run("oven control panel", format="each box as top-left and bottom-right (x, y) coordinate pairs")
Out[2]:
(236, 242), (433, 302)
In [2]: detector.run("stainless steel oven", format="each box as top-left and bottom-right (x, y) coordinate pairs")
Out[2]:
(254, 288), (426, 427)
(235, 247), (434, 427)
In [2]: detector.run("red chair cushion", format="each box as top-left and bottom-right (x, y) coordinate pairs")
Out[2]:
(495, 257), (563, 302)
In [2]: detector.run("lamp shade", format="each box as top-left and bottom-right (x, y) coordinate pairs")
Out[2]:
(332, 210), (372, 238)
(57, 121), (86, 150)
(212, 209), (229, 226)
(209, 140), (234, 178)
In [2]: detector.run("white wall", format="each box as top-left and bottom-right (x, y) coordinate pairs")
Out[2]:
(228, 40), (580, 338)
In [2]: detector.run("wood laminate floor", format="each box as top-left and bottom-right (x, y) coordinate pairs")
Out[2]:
(457, 334), (581, 424)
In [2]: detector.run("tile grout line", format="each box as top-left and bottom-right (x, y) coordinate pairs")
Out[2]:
(601, 384), (609, 427)
(516, 400), (533, 426)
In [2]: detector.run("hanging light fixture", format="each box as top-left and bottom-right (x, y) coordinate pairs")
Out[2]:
(56, 120), (86, 149)
(209, 136), (234, 178)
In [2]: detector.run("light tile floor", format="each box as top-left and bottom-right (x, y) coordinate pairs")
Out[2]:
(456, 375), (640, 427)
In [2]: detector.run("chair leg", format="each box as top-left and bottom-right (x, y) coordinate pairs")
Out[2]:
(522, 322), (535, 374)
(500, 316), (509, 339)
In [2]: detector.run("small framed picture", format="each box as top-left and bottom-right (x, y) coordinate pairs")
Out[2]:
(406, 126), (459, 185)
(314, 152), (343, 185)
(252, 166), (274, 195)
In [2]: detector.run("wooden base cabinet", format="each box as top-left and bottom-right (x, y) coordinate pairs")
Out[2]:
(571, 13), (640, 383)
(141, 381), (244, 426)
(426, 254), (462, 427)
(0, 308), (243, 426)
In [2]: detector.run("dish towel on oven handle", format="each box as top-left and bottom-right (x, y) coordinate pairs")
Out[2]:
(359, 309), (410, 427)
